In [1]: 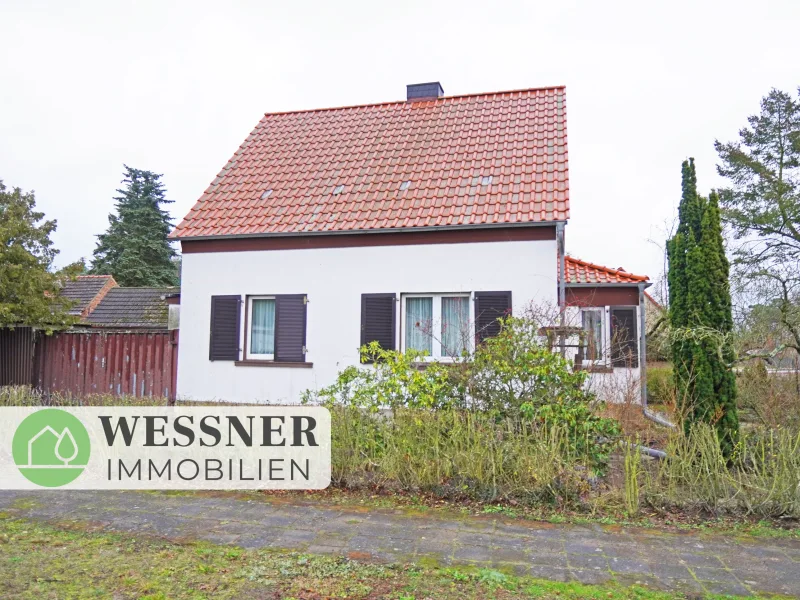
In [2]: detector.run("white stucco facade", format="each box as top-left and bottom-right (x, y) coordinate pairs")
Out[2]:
(177, 237), (559, 404)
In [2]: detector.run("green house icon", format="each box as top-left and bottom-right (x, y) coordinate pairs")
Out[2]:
(13, 409), (91, 487)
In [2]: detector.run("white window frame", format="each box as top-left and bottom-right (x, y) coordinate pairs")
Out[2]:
(400, 292), (472, 361)
(246, 295), (276, 360)
(580, 307), (610, 366)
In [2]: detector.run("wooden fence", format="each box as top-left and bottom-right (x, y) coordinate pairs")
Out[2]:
(0, 328), (178, 401)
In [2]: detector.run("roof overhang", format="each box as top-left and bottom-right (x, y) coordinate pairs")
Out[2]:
(172, 220), (566, 242)
(564, 282), (652, 289)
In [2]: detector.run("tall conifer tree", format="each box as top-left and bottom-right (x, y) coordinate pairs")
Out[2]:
(90, 166), (178, 287)
(667, 159), (739, 453)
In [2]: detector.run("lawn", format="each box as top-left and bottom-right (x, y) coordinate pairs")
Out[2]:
(0, 516), (723, 600)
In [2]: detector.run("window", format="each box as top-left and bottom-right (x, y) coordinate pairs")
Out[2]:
(403, 294), (471, 359)
(581, 308), (604, 363)
(210, 294), (308, 364)
(248, 296), (276, 359)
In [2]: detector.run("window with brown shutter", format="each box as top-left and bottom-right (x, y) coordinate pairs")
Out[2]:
(209, 295), (241, 361)
(274, 294), (308, 362)
(610, 307), (638, 368)
(360, 293), (396, 355)
(474, 291), (512, 344)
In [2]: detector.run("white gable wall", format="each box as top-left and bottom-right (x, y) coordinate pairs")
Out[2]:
(177, 238), (558, 404)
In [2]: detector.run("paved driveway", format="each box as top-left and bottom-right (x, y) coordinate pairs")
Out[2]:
(1, 490), (798, 597)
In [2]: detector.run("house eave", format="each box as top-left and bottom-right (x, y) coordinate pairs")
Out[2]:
(564, 282), (652, 289)
(171, 220), (566, 242)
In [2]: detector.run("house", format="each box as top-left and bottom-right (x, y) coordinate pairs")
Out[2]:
(170, 82), (651, 404)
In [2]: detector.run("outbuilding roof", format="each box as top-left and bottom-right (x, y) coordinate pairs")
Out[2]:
(85, 287), (177, 328)
(171, 86), (569, 239)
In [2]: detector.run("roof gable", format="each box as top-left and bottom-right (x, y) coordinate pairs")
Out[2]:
(59, 275), (117, 316)
(172, 86), (569, 239)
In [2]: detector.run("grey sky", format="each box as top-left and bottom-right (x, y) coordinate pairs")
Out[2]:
(2, 0), (797, 291)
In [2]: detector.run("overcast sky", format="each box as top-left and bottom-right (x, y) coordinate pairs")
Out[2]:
(2, 0), (797, 292)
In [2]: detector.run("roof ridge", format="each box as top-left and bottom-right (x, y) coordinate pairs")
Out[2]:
(74, 274), (113, 279)
(566, 256), (648, 281)
(262, 85), (566, 118)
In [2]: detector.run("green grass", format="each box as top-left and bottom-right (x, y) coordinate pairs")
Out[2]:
(0, 516), (729, 600)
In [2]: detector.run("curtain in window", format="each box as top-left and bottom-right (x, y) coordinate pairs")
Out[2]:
(250, 299), (276, 355)
(441, 296), (469, 357)
(582, 310), (603, 361)
(405, 297), (433, 354)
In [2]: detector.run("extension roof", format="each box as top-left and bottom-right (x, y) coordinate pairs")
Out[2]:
(171, 86), (569, 239)
(564, 257), (648, 285)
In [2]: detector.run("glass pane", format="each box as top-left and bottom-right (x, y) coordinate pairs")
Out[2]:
(250, 299), (276, 355)
(582, 311), (603, 361)
(441, 296), (469, 357)
(405, 297), (433, 355)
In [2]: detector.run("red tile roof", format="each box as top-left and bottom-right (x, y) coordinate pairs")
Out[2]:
(172, 86), (569, 239)
(564, 257), (648, 284)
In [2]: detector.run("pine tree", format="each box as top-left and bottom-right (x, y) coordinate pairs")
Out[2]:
(90, 166), (178, 287)
(667, 159), (739, 453)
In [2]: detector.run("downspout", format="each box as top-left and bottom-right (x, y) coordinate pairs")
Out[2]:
(556, 222), (566, 357)
(639, 283), (675, 428)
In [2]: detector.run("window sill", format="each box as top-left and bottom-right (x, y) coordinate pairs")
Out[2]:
(575, 364), (613, 374)
(235, 360), (313, 369)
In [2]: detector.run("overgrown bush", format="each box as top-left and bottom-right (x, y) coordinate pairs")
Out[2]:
(737, 362), (800, 429)
(306, 316), (621, 487)
(330, 406), (599, 505)
(302, 343), (462, 411)
(638, 424), (800, 518)
(646, 363), (674, 407)
(464, 316), (595, 417)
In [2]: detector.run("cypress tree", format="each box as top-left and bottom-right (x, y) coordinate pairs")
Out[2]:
(668, 160), (739, 453)
(90, 166), (178, 287)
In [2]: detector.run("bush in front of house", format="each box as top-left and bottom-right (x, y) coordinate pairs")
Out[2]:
(304, 316), (621, 502)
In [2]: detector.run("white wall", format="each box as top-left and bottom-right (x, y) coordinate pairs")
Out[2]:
(177, 238), (558, 404)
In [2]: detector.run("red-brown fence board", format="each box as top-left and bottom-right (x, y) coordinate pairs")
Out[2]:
(32, 330), (177, 401)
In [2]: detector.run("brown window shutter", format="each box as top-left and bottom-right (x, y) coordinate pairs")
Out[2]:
(610, 308), (638, 368)
(474, 291), (512, 344)
(275, 294), (307, 362)
(360, 293), (396, 357)
(209, 295), (241, 361)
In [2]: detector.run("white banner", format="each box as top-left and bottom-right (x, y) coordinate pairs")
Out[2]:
(0, 406), (330, 490)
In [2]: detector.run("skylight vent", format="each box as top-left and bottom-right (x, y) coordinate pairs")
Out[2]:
(260, 189), (273, 199)
(481, 176), (493, 186)
(399, 180), (411, 191)
(333, 185), (345, 195)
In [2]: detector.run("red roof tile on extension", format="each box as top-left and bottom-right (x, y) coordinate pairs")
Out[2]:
(564, 256), (648, 284)
(171, 86), (569, 239)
